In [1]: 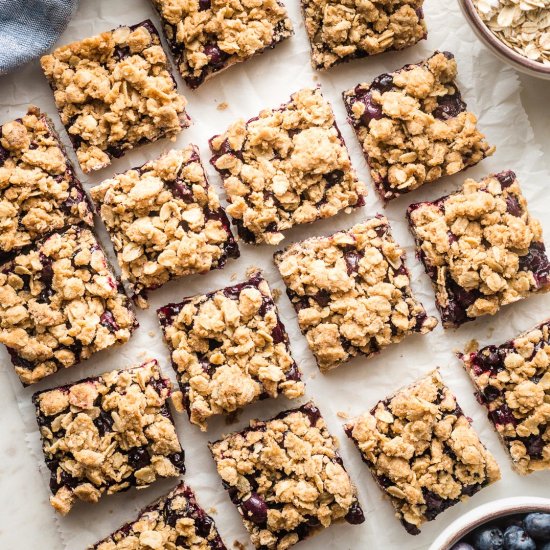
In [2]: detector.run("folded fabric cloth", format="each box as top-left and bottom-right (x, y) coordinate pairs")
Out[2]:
(0, 0), (79, 75)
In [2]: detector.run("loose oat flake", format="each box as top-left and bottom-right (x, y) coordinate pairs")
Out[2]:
(473, 0), (550, 64)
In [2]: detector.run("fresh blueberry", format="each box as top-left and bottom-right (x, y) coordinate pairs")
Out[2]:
(450, 544), (475, 550)
(524, 513), (550, 541)
(503, 525), (536, 550)
(241, 492), (267, 524)
(472, 526), (504, 550)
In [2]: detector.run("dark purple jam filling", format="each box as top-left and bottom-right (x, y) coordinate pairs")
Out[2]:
(432, 91), (467, 120)
(506, 195), (523, 216)
(441, 276), (481, 327)
(519, 241), (550, 286)
(489, 403), (518, 427)
(495, 170), (516, 188)
(345, 501), (366, 525)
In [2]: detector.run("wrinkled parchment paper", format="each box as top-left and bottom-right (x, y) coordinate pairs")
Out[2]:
(1, 0), (550, 548)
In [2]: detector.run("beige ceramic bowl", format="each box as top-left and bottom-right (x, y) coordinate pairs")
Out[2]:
(458, 0), (550, 80)
(429, 496), (550, 550)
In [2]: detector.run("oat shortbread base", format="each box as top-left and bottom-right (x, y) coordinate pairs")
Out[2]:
(274, 217), (437, 371)
(210, 87), (366, 245)
(407, 170), (550, 328)
(210, 402), (365, 549)
(343, 51), (495, 201)
(91, 146), (239, 308)
(0, 106), (93, 259)
(151, 0), (293, 89)
(345, 369), (501, 535)
(91, 482), (226, 550)
(41, 20), (190, 173)
(0, 225), (138, 385)
(33, 360), (185, 515)
(302, 0), (427, 70)
(461, 321), (550, 475)
(157, 272), (304, 431)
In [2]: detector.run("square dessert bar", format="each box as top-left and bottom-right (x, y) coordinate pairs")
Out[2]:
(0, 106), (93, 260)
(210, 402), (365, 549)
(33, 360), (185, 516)
(151, 0), (293, 89)
(302, 0), (427, 71)
(91, 482), (226, 549)
(41, 20), (190, 173)
(274, 217), (437, 371)
(345, 370), (501, 535)
(210, 87), (366, 245)
(0, 225), (138, 385)
(157, 272), (304, 430)
(343, 51), (495, 201)
(461, 321), (550, 474)
(407, 170), (550, 328)
(90, 146), (239, 308)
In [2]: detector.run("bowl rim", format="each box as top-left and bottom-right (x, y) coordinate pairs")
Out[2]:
(458, 0), (550, 75)
(428, 496), (550, 550)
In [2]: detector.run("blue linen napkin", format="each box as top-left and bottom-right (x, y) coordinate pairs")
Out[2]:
(0, 0), (79, 75)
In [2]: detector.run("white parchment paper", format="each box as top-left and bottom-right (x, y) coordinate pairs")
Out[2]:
(1, 0), (550, 548)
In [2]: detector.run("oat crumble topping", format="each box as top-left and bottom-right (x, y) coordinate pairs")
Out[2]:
(33, 360), (185, 515)
(41, 20), (190, 173)
(407, 170), (550, 328)
(157, 272), (304, 430)
(0, 106), (93, 259)
(151, 0), (293, 88)
(343, 51), (495, 201)
(90, 146), (239, 308)
(210, 87), (366, 245)
(0, 226), (138, 385)
(274, 217), (437, 371)
(91, 482), (226, 549)
(345, 370), (501, 534)
(461, 320), (550, 474)
(302, 0), (427, 70)
(210, 402), (364, 549)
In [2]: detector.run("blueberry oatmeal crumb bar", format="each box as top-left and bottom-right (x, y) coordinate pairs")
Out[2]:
(344, 369), (501, 535)
(91, 482), (226, 549)
(343, 51), (495, 202)
(302, 0), (427, 71)
(90, 146), (239, 308)
(0, 106), (93, 260)
(210, 402), (365, 549)
(0, 226), (138, 385)
(210, 87), (366, 245)
(460, 321), (550, 474)
(151, 0), (293, 89)
(407, 170), (550, 329)
(157, 272), (304, 430)
(40, 20), (190, 173)
(273, 217), (437, 371)
(33, 359), (185, 515)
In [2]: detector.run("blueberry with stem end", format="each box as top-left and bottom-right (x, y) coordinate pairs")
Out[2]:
(503, 525), (536, 550)
(472, 525), (504, 550)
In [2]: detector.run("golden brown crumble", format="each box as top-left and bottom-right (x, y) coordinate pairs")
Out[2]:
(90, 146), (239, 308)
(343, 51), (495, 201)
(151, 0), (293, 88)
(345, 370), (501, 534)
(0, 226), (137, 385)
(91, 482), (226, 549)
(210, 87), (366, 244)
(407, 170), (550, 328)
(0, 106), (93, 256)
(210, 402), (364, 549)
(157, 272), (304, 430)
(33, 360), (185, 516)
(461, 321), (550, 475)
(274, 217), (437, 371)
(41, 20), (189, 173)
(302, 0), (427, 70)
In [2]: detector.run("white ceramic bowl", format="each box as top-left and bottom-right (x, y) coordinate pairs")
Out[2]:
(429, 496), (550, 550)
(458, 0), (550, 80)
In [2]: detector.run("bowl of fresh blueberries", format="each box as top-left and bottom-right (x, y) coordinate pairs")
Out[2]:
(430, 497), (550, 550)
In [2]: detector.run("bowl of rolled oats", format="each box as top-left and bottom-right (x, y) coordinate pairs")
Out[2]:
(459, 0), (550, 79)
